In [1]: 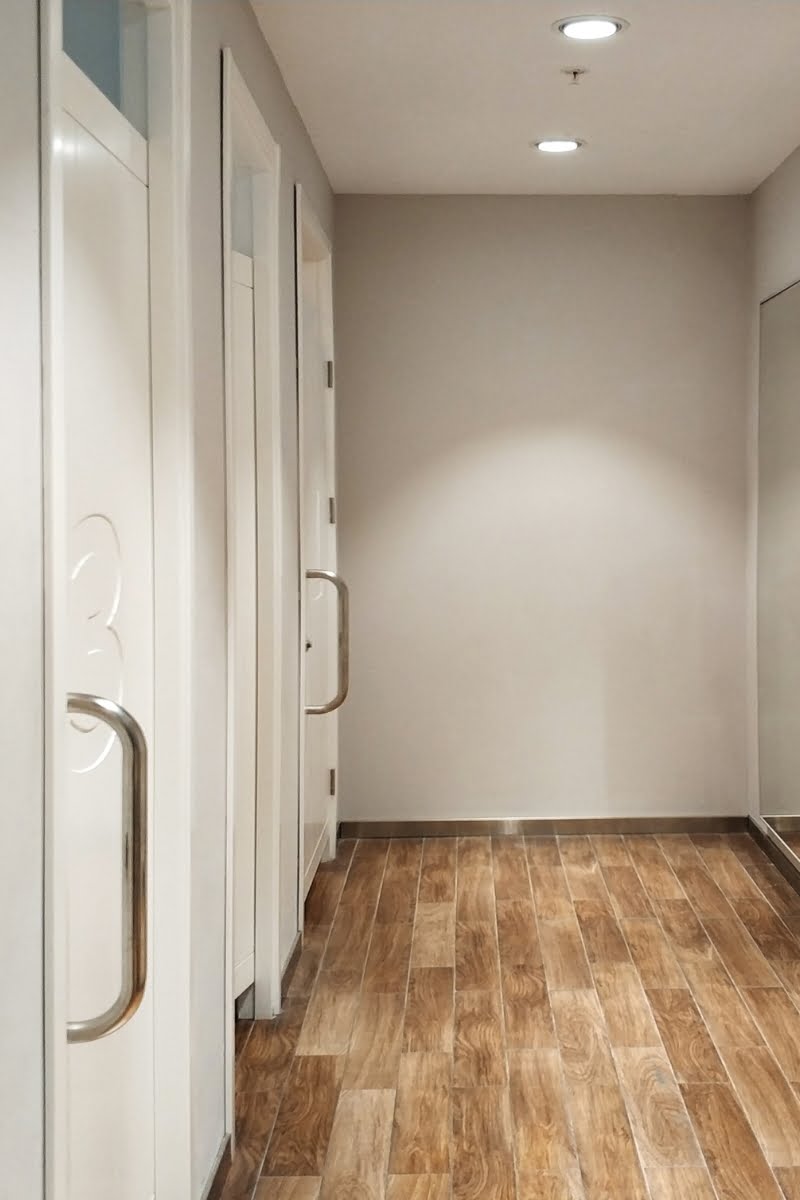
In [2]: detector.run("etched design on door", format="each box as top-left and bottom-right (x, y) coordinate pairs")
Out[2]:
(68, 513), (124, 774)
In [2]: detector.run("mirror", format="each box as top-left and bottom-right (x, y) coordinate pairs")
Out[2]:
(758, 279), (800, 858)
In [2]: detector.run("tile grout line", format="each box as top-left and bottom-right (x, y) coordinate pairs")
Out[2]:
(490, 836), (522, 1200)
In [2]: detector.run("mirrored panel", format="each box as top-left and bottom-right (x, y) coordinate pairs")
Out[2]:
(759, 278), (800, 859)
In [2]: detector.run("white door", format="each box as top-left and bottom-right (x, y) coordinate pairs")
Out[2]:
(299, 218), (340, 897)
(62, 54), (155, 1200)
(229, 251), (258, 997)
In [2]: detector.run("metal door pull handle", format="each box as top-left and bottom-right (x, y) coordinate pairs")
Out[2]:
(305, 570), (350, 714)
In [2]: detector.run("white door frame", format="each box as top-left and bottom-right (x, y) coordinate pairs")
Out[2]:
(221, 48), (284, 1108)
(296, 184), (337, 924)
(40, 1), (194, 1196)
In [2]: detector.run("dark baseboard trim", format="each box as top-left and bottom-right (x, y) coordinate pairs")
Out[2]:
(340, 815), (749, 839)
(205, 1139), (232, 1200)
(747, 816), (800, 896)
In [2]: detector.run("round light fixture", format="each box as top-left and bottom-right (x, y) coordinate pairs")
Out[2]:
(535, 139), (583, 154)
(556, 15), (628, 40)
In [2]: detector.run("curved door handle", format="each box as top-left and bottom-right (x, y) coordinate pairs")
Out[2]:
(66, 693), (148, 1043)
(305, 570), (350, 715)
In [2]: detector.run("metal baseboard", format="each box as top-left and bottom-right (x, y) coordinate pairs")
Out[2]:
(749, 815), (800, 895)
(339, 815), (749, 839)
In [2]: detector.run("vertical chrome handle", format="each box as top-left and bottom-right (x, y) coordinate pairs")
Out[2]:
(66, 693), (148, 1043)
(305, 570), (350, 715)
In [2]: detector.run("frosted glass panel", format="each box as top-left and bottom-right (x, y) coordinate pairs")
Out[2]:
(63, 0), (148, 135)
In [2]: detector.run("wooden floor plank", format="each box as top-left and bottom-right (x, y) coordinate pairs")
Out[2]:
(295, 973), (360, 1057)
(559, 837), (609, 902)
(457, 864), (495, 921)
(458, 836), (493, 870)
(451, 1086), (515, 1200)
(626, 837), (685, 902)
(418, 839), (458, 904)
(386, 1178), (450, 1200)
(681, 960), (764, 1048)
(601, 865), (654, 919)
(455, 920), (500, 991)
(531, 865), (575, 921)
(508, 1049), (578, 1179)
(263, 1055), (342, 1176)
(539, 918), (593, 990)
(567, 1083), (649, 1200)
(644, 1167), (718, 1200)
(390, 1053), (451, 1176)
(621, 919), (685, 988)
(574, 899), (630, 965)
(256, 1180), (321, 1200)
(319, 1088), (395, 1200)
(741, 987), (800, 1082)
(718, 1045), (800, 1167)
(492, 835), (532, 901)
(614, 1046), (702, 1168)
(453, 990), (507, 1087)
(343, 992), (405, 1090)
(403, 966), (455, 1053)
(646, 989), (727, 1084)
(691, 840), (763, 900)
(733, 898), (800, 962)
(376, 866), (421, 925)
(655, 901), (715, 968)
(551, 989), (617, 1087)
(702, 918), (779, 988)
(590, 834), (630, 867)
(671, 863), (735, 920)
(412, 903), (456, 969)
(363, 923), (413, 994)
(501, 963), (556, 1049)
(682, 1083), (784, 1199)
(592, 963), (660, 1047)
(495, 898), (541, 966)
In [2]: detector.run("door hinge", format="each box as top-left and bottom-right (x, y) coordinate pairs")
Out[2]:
(328, 496), (337, 525)
(326, 360), (334, 389)
(329, 768), (337, 796)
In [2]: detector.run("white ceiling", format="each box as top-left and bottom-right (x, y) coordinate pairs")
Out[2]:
(252, 0), (800, 195)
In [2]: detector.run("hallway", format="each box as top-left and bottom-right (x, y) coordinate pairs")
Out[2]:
(224, 832), (800, 1200)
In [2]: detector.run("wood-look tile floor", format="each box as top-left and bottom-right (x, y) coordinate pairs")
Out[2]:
(223, 833), (800, 1200)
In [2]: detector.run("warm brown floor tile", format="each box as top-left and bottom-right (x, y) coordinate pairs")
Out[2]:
(615, 1046), (701, 1168)
(235, 1019), (253, 1058)
(492, 836), (532, 900)
(412, 903), (456, 968)
(509, 1049), (578, 1178)
(622, 919), (685, 988)
(551, 989), (617, 1086)
(567, 1083), (649, 1200)
(742, 987), (800, 1082)
(386, 1177), (450, 1200)
(502, 963), (556, 1049)
(238, 1002), (308, 1093)
(703, 918), (779, 987)
(457, 864), (495, 921)
(671, 863), (735, 920)
(320, 1088), (394, 1200)
(559, 837), (609, 901)
(657, 836), (703, 870)
(453, 990), (507, 1086)
(263, 1056), (342, 1176)
(601, 865), (653, 918)
(515, 1172), (583, 1199)
(719, 1045), (800, 1167)
(776, 1168), (800, 1199)
(733, 899), (800, 961)
(256, 1180), (321, 1200)
(526, 837), (562, 867)
(404, 966), (455, 1053)
(418, 839), (457, 904)
(353, 838), (392, 860)
(295, 974), (359, 1056)
(321, 906), (374, 988)
(343, 992), (405, 1089)
(495, 898), (541, 966)
(682, 1083), (784, 1199)
(363, 923), (413, 993)
(451, 1086), (515, 1200)
(285, 928), (328, 1001)
(655, 901), (716, 967)
(386, 838), (424, 871)
(692, 841), (763, 900)
(305, 865), (348, 928)
(681, 960), (764, 1048)
(531, 865), (574, 920)
(338, 854), (387, 913)
(455, 920), (500, 991)
(645, 1167), (717, 1200)
(646, 988), (727, 1084)
(592, 963), (660, 1047)
(376, 866), (420, 925)
(627, 837), (685, 902)
(227, 1089), (283, 1198)
(539, 918), (592, 990)
(574, 899), (630, 964)
(591, 834), (630, 866)
(458, 836), (492, 869)
(390, 1053), (451, 1175)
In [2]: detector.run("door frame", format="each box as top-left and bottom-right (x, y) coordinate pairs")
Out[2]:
(296, 184), (337, 922)
(221, 47), (283, 1117)
(40, 1), (195, 1196)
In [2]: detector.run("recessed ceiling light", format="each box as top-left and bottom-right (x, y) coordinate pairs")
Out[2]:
(535, 139), (583, 154)
(556, 15), (628, 40)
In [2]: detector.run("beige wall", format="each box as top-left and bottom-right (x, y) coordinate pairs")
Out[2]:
(190, 1), (332, 1190)
(336, 196), (751, 824)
